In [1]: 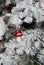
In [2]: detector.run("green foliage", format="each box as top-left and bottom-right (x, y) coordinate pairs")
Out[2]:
(19, 51), (43, 65)
(20, 51), (34, 65)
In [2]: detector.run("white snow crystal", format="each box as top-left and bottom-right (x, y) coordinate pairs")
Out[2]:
(24, 7), (32, 17)
(16, 0), (29, 10)
(40, 2), (44, 10)
(24, 0), (33, 5)
(38, 9), (44, 22)
(2, 56), (13, 65)
(24, 16), (32, 23)
(34, 40), (41, 49)
(5, 0), (11, 5)
(9, 15), (22, 29)
(0, 17), (6, 40)
(9, 15), (22, 25)
(35, 2), (44, 24)
(15, 0), (22, 4)
(5, 48), (14, 56)
(16, 47), (24, 55)
(19, 12), (25, 19)
(38, 49), (44, 63)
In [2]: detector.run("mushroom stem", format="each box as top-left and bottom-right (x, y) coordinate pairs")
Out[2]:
(16, 37), (21, 42)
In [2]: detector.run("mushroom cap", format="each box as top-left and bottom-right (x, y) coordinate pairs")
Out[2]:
(13, 30), (23, 37)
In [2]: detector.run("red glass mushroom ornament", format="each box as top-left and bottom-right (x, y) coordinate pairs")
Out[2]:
(13, 30), (23, 42)
(5, 5), (9, 11)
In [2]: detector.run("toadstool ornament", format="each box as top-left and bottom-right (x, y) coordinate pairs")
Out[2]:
(13, 30), (23, 42)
